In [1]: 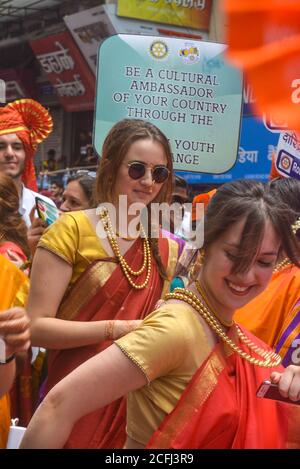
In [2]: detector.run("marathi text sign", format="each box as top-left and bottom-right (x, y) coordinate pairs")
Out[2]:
(275, 131), (300, 180)
(117, 0), (212, 31)
(30, 32), (95, 112)
(94, 35), (242, 173)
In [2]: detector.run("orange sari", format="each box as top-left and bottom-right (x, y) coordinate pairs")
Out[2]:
(45, 236), (177, 449)
(148, 325), (300, 449)
(235, 265), (300, 364)
(0, 255), (28, 448)
(0, 242), (32, 427)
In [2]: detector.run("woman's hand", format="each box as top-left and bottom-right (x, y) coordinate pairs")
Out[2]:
(270, 365), (300, 402)
(27, 207), (47, 257)
(0, 307), (31, 356)
(6, 249), (25, 269)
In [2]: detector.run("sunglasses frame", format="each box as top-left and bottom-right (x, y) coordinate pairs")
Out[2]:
(126, 161), (170, 184)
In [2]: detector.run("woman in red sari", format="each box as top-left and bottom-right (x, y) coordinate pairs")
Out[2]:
(27, 119), (179, 448)
(22, 180), (300, 449)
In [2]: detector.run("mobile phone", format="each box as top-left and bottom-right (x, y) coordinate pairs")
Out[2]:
(35, 197), (60, 226)
(256, 380), (300, 406)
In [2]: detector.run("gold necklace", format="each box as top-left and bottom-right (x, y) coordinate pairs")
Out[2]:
(195, 280), (233, 328)
(273, 257), (292, 273)
(115, 230), (139, 241)
(99, 207), (151, 289)
(164, 287), (282, 368)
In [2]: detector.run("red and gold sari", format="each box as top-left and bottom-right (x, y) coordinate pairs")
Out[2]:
(148, 325), (300, 449)
(45, 236), (178, 449)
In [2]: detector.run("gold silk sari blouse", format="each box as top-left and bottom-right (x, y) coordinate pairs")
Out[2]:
(37, 211), (107, 285)
(38, 211), (179, 297)
(115, 303), (211, 446)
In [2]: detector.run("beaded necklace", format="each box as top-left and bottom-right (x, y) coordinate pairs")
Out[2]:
(273, 257), (291, 273)
(165, 286), (282, 368)
(196, 280), (233, 328)
(99, 207), (151, 289)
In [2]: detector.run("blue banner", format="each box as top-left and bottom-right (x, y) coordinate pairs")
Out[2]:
(177, 115), (278, 184)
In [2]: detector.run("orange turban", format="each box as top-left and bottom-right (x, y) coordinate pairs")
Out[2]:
(192, 188), (217, 222)
(0, 99), (53, 191)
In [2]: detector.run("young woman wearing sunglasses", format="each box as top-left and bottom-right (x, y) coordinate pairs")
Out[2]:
(26, 119), (179, 449)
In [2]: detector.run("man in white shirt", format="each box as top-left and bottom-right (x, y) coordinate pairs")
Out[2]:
(0, 99), (54, 252)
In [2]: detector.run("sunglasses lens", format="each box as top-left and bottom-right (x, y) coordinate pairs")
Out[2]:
(152, 166), (169, 183)
(128, 163), (145, 180)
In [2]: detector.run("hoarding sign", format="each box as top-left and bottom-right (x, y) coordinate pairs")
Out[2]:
(117, 0), (212, 30)
(30, 32), (95, 112)
(64, 4), (208, 75)
(94, 34), (243, 174)
(275, 131), (300, 180)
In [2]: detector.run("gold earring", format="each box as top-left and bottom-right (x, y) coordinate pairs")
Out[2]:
(189, 248), (205, 280)
(199, 248), (205, 265)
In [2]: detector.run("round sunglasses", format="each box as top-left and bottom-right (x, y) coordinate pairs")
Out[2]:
(127, 161), (170, 183)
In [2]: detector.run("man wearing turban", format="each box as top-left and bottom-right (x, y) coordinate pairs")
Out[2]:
(0, 99), (54, 227)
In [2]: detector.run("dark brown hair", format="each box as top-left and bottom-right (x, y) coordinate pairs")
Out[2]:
(67, 173), (96, 207)
(203, 180), (300, 273)
(269, 177), (300, 214)
(94, 119), (174, 279)
(94, 119), (173, 205)
(0, 173), (30, 258)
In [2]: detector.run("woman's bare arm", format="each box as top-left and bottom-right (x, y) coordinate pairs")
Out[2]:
(20, 344), (147, 448)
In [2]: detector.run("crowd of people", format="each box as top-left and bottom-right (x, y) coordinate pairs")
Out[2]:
(1, 98), (300, 450)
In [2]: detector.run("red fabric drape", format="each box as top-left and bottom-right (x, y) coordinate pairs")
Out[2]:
(45, 237), (170, 448)
(148, 326), (291, 449)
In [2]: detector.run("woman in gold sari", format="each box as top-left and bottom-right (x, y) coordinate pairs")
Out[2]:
(27, 119), (179, 448)
(22, 180), (300, 449)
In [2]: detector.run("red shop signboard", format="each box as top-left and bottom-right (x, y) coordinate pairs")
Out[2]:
(30, 31), (95, 112)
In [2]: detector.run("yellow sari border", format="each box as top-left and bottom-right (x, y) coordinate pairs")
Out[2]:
(58, 261), (116, 321)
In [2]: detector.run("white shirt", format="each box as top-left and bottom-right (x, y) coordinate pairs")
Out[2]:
(19, 185), (56, 227)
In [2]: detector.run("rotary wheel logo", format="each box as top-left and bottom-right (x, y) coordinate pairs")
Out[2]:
(150, 40), (168, 59)
(281, 156), (291, 170)
(278, 151), (292, 174)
